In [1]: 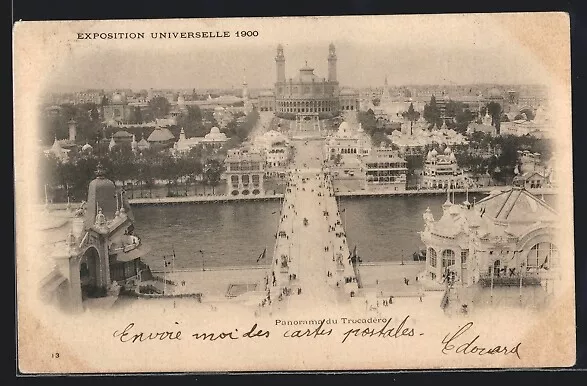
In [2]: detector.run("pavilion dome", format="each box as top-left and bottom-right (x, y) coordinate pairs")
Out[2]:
(113, 130), (133, 138)
(204, 127), (228, 141)
(111, 92), (126, 104)
(337, 122), (350, 133)
(84, 166), (117, 228)
(82, 143), (93, 151)
(147, 128), (175, 142)
(430, 148), (438, 157)
(444, 146), (452, 155)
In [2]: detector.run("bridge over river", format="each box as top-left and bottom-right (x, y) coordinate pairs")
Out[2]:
(268, 136), (359, 311)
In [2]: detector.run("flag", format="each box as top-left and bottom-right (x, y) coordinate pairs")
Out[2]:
(256, 247), (267, 263)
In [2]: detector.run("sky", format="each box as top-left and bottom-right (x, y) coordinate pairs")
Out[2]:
(43, 14), (554, 92)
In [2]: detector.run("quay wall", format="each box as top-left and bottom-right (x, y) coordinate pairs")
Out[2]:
(43, 186), (556, 209)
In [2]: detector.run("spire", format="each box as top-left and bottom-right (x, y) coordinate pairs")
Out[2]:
(115, 193), (120, 217)
(109, 134), (116, 151)
(95, 162), (106, 178)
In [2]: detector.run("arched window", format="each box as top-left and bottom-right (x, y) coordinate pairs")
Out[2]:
(527, 242), (558, 269)
(442, 249), (455, 268)
(428, 248), (437, 268)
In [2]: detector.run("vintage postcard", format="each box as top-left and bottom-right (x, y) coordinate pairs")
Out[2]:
(14, 13), (575, 373)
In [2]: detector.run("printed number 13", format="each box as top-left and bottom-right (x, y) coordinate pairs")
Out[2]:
(52, 353), (60, 359)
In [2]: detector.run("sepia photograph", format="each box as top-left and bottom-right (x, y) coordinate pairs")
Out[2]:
(14, 13), (575, 373)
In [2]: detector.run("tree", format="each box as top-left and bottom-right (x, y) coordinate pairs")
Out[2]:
(357, 109), (377, 135)
(203, 159), (224, 194)
(110, 146), (136, 196)
(404, 102), (419, 135)
(159, 153), (178, 197)
(148, 96), (171, 119)
(89, 106), (100, 122)
(176, 105), (205, 137)
(423, 95), (441, 129)
(455, 109), (474, 133)
(131, 107), (143, 124)
(487, 102), (502, 135)
(372, 98), (381, 107)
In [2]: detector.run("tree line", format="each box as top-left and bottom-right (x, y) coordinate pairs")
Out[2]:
(40, 107), (260, 202)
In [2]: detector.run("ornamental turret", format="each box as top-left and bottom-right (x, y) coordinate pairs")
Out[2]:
(275, 44), (286, 83)
(328, 43), (337, 82)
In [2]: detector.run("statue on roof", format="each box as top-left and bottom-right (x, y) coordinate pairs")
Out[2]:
(95, 207), (106, 226)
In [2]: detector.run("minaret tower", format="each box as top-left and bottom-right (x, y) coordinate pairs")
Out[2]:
(275, 44), (286, 84)
(327, 43), (337, 82)
(68, 118), (77, 142)
(242, 69), (249, 100)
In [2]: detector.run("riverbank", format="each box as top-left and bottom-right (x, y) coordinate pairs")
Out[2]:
(134, 262), (429, 303)
(43, 185), (555, 209)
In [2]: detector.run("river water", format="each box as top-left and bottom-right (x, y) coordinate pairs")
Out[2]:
(133, 193), (557, 271)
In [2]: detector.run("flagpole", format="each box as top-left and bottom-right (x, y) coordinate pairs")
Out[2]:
(163, 255), (167, 295)
(172, 245), (176, 274)
(490, 258), (494, 304)
(519, 251), (523, 304)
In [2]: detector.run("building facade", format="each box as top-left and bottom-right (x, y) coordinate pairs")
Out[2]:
(363, 148), (408, 192)
(224, 147), (265, 196)
(420, 187), (559, 307)
(257, 44), (358, 117)
(39, 166), (150, 312)
(326, 121), (372, 159)
(102, 92), (133, 124)
(421, 147), (465, 189)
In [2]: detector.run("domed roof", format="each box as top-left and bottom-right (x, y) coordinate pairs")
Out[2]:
(204, 127), (228, 141)
(113, 130), (133, 138)
(430, 148), (438, 156)
(426, 150), (433, 161)
(82, 142), (93, 151)
(337, 122), (350, 135)
(111, 92), (126, 104)
(147, 128), (175, 142)
(84, 171), (117, 228)
(444, 146), (452, 155)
